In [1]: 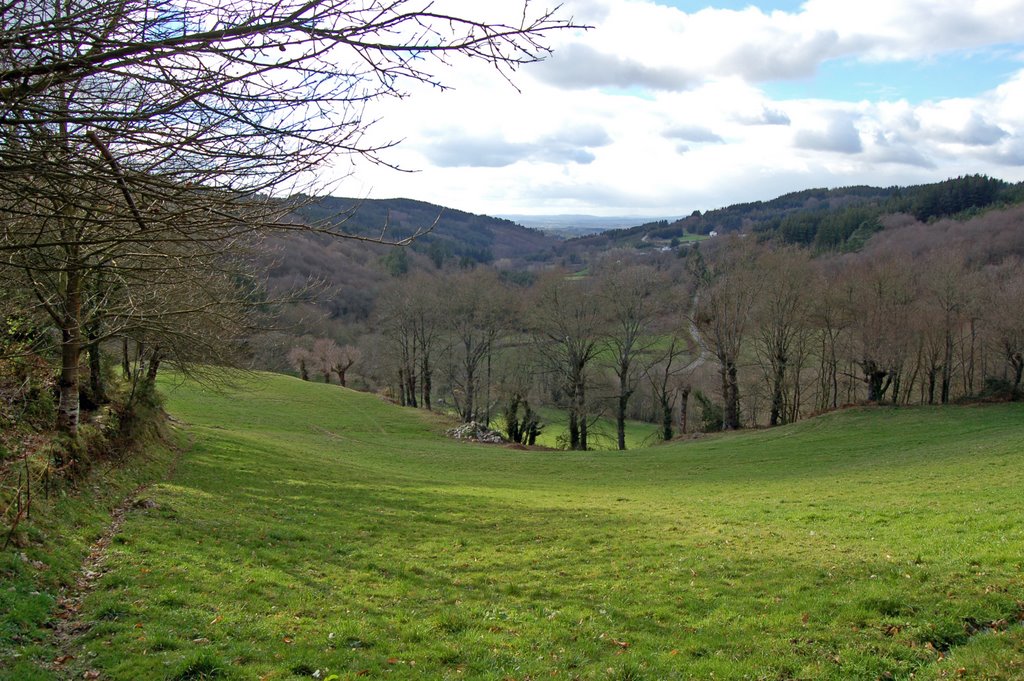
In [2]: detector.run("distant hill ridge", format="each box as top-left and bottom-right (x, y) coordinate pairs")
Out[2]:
(290, 195), (556, 265)
(290, 175), (1024, 263)
(569, 175), (1024, 252)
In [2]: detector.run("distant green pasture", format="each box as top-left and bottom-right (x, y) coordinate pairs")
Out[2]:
(518, 406), (663, 450)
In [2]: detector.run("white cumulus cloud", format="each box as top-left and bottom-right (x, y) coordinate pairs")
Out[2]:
(323, 1), (1024, 215)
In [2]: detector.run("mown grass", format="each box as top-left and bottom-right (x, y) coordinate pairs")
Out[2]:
(25, 373), (1024, 679)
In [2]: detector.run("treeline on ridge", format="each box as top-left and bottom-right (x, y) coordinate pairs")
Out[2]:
(574, 175), (1024, 253)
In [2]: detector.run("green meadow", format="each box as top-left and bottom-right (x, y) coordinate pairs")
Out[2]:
(6, 372), (1024, 679)
(499, 406), (662, 451)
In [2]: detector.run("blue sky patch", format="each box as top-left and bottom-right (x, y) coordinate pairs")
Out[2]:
(762, 48), (1023, 103)
(656, 0), (807, 12)
(597, 85), (659, 99)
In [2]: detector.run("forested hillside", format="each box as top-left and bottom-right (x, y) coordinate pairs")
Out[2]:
(290, 195), (557, 266)
(266, 191), (1024, 454)
(264, 177), (1024, 398)
(567, 175), (1024, 254)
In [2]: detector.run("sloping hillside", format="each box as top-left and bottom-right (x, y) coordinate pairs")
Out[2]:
(291, 195), (557, 265)
(6, 372), (1022, 680)
(566, 175), (1024, 254)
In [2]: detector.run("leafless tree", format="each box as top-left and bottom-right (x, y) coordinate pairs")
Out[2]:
(376, 282), (418, 407)
(497, 345), (544, 445)
(642, 335), (694, 440)
(2, 0), (579, 436)
(596, 262), (671, 449)
(919, 252), (971, 404)
(310, 338), (343, 383)
(376, 273), (442, 408)
(443, 269), (514, 423)
(809, 268), (851, 412)
(843, 255), (917, 402)
(333, 345), (360, 388)
(982, 258), (1024, 395)
(529, 272), (605, 450)
(410, 278), (443, 411)
(287, 345), (312, 381)
(752, 248), (814, 426)
(691, 238), (760, 430)
(2, 0), (578, 193)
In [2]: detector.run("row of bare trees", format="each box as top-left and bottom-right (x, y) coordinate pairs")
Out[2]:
(369, 263), (695, 450)
(693, 238), (1024, 430)
(288, 338), (360, 386)
(373, 269), (513, 421)
(368, 237), (1022, 448)
(1, 0), (576, 442)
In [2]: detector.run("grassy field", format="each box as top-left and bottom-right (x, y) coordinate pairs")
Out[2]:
(496, 406), (663, 451)
(8, 372), (1024, 679)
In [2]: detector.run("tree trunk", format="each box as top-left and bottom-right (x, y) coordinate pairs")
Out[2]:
(880, 374), (893, 401)
(568, 407), (579, 450)
(334, 360), (352, 387)
(661, 397), (673, 441)
(87, 336), (106, 406)
(146, 347), (162, 384)
(581, 399), (589, 450)
(299, 359), (308, 381)
(616, 389), (629, 451)
(789, 366), (802, 423)
(905, 346), (922, 407)
(406, 365), (417, 408)
(524, 403), (539, 446)
(485, 350), (492, 427)
(831, 352), (839, 409)
(720, 363), (730, 429)
(463, 364), (475, 423)
(679, 387), (690, 436)
(56, 272), (83, 438)
(1009, 351), (1023, 395)
(963, 320), (977, 396)
(941, 329), (953, 404)
(867, 372), (882, 401)
(121, 337), (131, 378)
(421, 356), (431, 411)
(505, 393), (521, 442)
(864, 360), (888, 402)
(565, 376), (588, 451)
(769, 355), (786, 427)
(723, 361), (740, 430)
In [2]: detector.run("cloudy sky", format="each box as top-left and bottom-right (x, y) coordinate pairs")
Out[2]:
(328, 0), (1024, 218)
